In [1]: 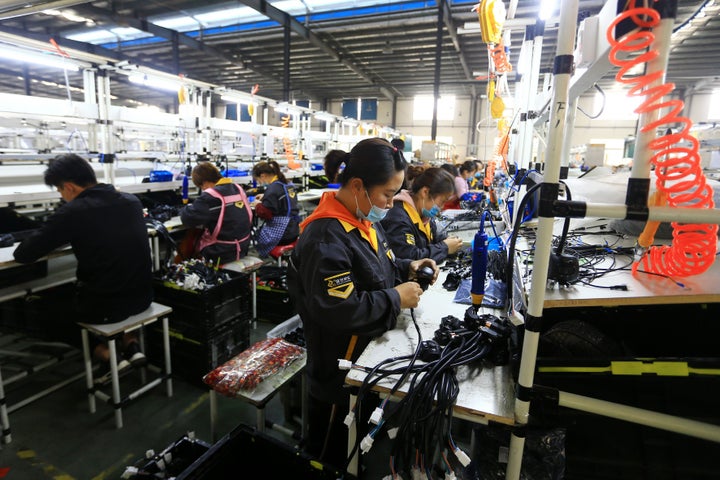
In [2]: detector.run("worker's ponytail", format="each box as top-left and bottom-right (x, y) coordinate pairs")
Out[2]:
(323, 149), (347, 183)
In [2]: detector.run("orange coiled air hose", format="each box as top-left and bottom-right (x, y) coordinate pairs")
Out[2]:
(607, 4), (717, 277)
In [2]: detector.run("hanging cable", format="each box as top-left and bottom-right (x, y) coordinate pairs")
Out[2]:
(606, 3), (717, 277)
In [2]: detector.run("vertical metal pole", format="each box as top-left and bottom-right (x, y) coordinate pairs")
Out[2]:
(0, 366), (11, 444)
(468, 93), (478, 154)
(431, 0), (444, 141)
(505, 0), (578, 478)
(83, 69), (97, 152)
(283, 18), (291, 103)
(22, 65), (31, 96)
(526, 20), (545, 168)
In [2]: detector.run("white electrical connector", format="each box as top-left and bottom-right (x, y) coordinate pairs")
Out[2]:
(453, 447), (471, 467)
(120, 467), (139, 479)
(387, 427), (399, 439)
(360, 434), (374, 454)
(411, 466), (423, 480)
(369, 406), (384, 425)
(337, 359), (352, 370)
(344, 410), (355, 428)
(444, 471), (457, 480)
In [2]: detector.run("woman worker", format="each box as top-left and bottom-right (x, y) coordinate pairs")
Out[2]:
(180, 162), (253, 264)
(287, 137), (439, 469)
(380, 167), (464, 264)
(250, 160), (300, 257)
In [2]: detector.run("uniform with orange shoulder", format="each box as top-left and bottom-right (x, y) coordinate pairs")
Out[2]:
(287, 138), (439, 468)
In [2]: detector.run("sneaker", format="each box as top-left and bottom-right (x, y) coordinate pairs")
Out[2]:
(94, 354), (132, 386)
(123, 342), (147, 368)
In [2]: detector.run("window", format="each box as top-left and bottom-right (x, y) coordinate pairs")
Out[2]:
(413, 95), (456, 121)
(594, 90), (643, 120)
(709, 90), (720, 120)
(341, 98), (377, 120)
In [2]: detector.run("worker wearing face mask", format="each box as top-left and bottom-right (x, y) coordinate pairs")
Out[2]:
(380, 167), (463, 264)
(250, 160), (300, 257)
(287, 138), (439, 470)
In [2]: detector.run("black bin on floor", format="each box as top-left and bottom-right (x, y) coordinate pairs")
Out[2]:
(149, 270), (252, 385)
(255, 265), (296, 323)
(176, 424), (349, 479)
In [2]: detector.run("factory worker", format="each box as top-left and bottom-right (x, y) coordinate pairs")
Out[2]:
(250, 160), (300, 258)
(380, 167), (463, 264)
(13, 153), (153, 378)
(180, 162), (253, 265)
(287, 137), (439, 469)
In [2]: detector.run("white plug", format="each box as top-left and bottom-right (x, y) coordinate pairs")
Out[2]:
(344, 411), (355, 428)
(337, 359), (352, 370)
(369, 406), (384, 425)
(360, 434), (374, 454)
(454, 447), (471, 467)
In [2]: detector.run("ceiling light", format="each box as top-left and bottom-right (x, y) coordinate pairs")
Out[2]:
(128, 73), (183, 92)
(0, 45), (79, 71)
(538, 0), (557, 20)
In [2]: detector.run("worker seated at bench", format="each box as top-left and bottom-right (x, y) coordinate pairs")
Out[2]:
(179, 162), (254, 265)
(13, 154), (154, 382)
(250, 160), (300, 258)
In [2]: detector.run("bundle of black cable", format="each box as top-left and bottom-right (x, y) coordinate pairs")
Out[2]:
(345, 308), (512, 478)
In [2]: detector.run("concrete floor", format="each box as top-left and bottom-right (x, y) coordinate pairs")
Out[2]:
(0, 320), (299, 480)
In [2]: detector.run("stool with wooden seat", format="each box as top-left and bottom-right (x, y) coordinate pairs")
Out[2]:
(268, 240), (298, 267)
(78, 302), (173, 429)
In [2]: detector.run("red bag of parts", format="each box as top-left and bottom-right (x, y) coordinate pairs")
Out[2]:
(203, 337), (305, 396)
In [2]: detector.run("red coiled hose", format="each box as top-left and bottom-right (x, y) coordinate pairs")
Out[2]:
(607, 4), (717, 277)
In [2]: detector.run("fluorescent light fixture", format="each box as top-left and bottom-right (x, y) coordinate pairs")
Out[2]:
(538, 0), (557, 21)
(128, 73), (183, 92)
(220, 94), (252, 106)
(313, 112), (337, 122)
(275, 103), (300, 115)
(0, 45), (79, 71)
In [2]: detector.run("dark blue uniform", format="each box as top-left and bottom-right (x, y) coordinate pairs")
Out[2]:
(287, 191), (412, 467)
(381, 199), (449, 264)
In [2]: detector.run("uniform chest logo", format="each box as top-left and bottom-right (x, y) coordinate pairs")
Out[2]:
(324, 271), (354, 299)
(405, 233), (416, 245)
(234, 201), (245, 208)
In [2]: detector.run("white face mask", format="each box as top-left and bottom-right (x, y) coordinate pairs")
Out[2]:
(355, 190), (389, 223)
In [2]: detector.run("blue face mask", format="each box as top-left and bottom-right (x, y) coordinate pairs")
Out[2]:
(475, 172), (482, 178)
(355, 190), (389, 223)
(422, 203), (441, 218)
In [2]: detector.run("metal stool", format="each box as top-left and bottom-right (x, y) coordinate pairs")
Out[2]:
(268, 240), (298, 267)
(222, 256), (266, 326)
(78, 302), (173, 429)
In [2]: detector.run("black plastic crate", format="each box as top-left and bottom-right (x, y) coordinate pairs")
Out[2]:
(176, 424), (349, 479)
(153, 269), (250, 325)
(157, 295), (250, 342)
(149, 316), (250, 386)
(256, 285), (295, 323)
(125, 433), (211, 479)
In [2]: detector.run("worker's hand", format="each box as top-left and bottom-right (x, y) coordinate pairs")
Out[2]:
(394, 281), (424, 309)
(444, 236), (464, 255)
(408, 258), (439, 284)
